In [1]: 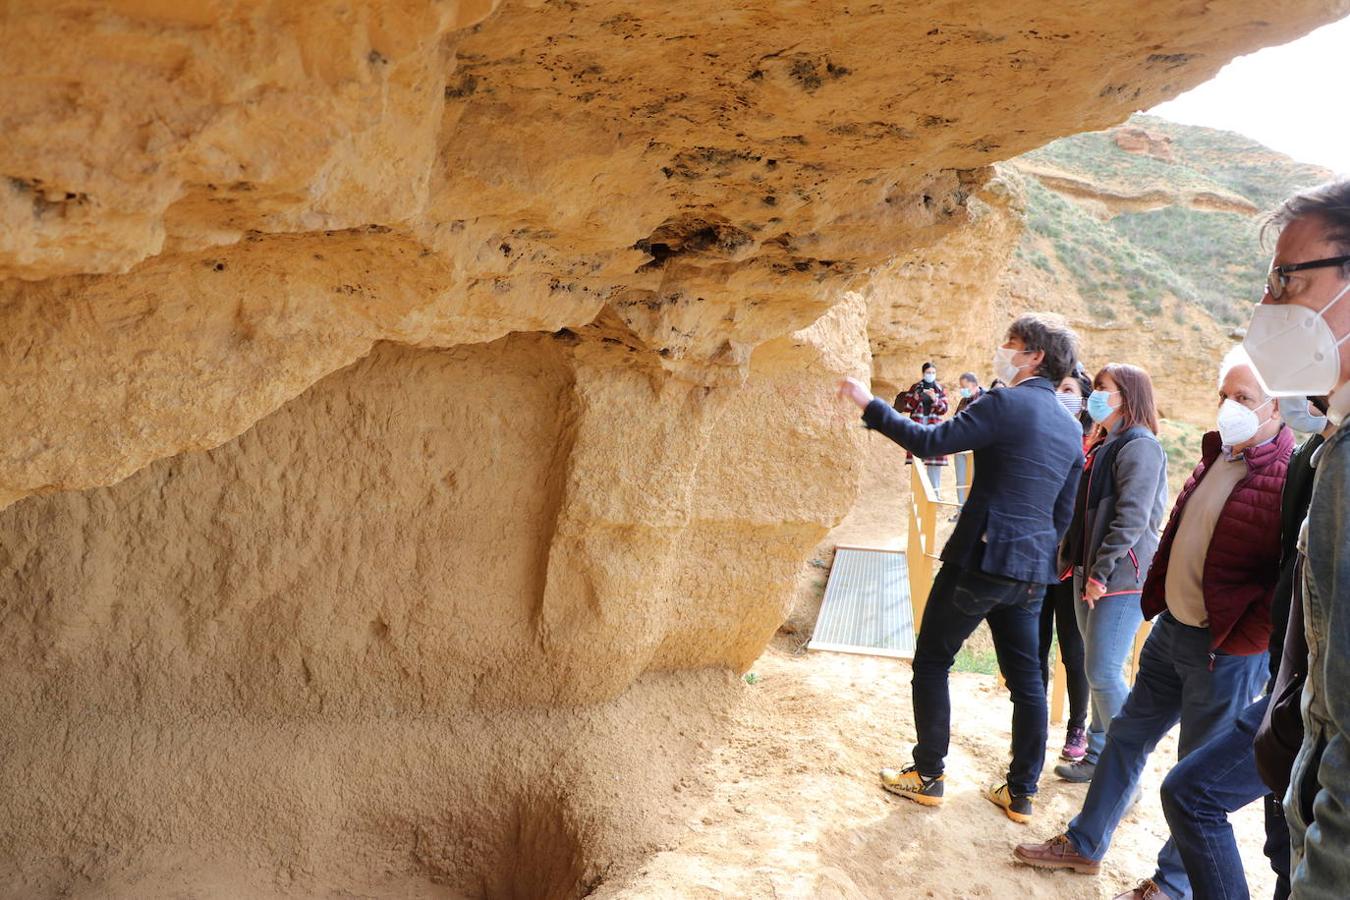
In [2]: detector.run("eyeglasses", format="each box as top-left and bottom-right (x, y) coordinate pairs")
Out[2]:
(1266, 255), (1350, 300)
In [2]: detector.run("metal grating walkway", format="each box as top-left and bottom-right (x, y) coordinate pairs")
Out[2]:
(807, 546), (915, 659)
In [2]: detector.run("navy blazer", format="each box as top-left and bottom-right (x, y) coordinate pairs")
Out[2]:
(862, 377), (1084, 585)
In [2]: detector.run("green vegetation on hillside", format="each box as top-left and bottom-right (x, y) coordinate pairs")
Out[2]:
(1015, 174), (1194, 319)
(1021, 129), (1236, 202)
(1014, 115), (1333, 328)
(1109, 207), (1266, 324)
(1137, 115), (1333, 211)
(1158, 418), (1206, 500)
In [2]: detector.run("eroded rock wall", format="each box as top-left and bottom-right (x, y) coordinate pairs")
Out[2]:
(863, 170), (1230, 425)
(3, 0), (1348, 894)
(0, 299), (869, 895)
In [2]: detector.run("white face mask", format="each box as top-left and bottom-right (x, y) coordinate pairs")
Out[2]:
(1244, 279), (1350, 396)
(993, 346), (1025, 384)
(1216, 397), (1273, 448)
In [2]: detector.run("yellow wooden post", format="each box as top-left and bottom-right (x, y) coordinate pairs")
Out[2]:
(906, 452), (973, 646)
(1051, 647), (1067, 724)
(1130, 618), (1153, 682)
(908, 462), (932, 631)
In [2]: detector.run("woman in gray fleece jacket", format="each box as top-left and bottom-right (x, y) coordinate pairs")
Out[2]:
(1053, 363), (1169, 782)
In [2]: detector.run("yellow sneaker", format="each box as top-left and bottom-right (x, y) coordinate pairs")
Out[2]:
(985, 782), (1034, 824)
(879, 765), (945, 806)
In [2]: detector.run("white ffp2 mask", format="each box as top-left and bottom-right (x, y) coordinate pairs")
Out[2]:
(1216, 397), (1272, 447)
(1244, 280), (1350, 396)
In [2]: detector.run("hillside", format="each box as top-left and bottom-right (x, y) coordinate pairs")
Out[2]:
(1012, 114), (1334, 329)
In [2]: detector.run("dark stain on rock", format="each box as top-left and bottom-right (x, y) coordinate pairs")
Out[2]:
(662, 146), (761, 180)
(789, 57), (822, 90)
(8, 176), (90, 216)
(830, 121), (915, 140)
(1099, 83), (1142, 100)
(1147, 52), (1198, 68)
(445, 72), (479, 99)
(634, 215), (753, 268)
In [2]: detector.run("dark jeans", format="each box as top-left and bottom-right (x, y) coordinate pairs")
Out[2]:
(1038, 578), (1089, 732)
(1264, 792), (1291, 900)
(1066, 614), (1268, 900)
(912, 562), (1046, 796)
(1160, 696), (1271, 900)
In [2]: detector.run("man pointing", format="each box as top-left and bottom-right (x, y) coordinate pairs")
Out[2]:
(837, 312), (1084, 823)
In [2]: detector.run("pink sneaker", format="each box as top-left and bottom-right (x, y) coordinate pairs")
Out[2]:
(1061, 726), (1088, 761)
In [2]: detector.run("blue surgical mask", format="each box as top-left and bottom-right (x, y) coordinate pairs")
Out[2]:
(1086, 390), (1116, 423)
(1281, 395), (1327, 434)
(959, 387), (973, 398)
(923, 372), (936, 384)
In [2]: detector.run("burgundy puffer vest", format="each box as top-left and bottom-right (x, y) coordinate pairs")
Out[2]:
(1141, 426), (1294, 655)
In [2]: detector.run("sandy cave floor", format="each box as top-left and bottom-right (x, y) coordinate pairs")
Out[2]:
(601, 435), (1275, 900)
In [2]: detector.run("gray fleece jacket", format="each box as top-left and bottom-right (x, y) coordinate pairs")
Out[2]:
(1060, 425), (1169, 595)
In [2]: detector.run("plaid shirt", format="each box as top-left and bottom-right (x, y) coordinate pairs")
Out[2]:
(895, 381), (949, 465)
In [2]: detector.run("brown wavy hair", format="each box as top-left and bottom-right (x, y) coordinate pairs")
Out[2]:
(1095, 363), (1159, 434)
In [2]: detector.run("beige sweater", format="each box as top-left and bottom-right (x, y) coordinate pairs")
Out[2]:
(1163, 455), (1248, 627)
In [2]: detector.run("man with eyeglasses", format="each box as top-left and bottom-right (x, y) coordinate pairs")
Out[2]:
(1242, 180), (1350, 900)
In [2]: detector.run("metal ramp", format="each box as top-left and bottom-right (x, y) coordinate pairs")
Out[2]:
(807, 545), (915, 659)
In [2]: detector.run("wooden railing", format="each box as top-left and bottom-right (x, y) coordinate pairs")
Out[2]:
(906, 452), (970, 629)
(906, 448), (1149, 722)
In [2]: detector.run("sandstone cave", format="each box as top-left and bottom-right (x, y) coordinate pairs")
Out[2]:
(1, 1), (1342, 897)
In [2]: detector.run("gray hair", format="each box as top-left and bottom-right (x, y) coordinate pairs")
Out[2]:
(1264, 180), (1350, 265)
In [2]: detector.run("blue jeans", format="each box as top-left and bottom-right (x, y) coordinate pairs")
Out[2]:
(911, 562), (1046, 796)
(926, 464), (944, 499)
(1073, 575), (1145, 765)
(1066, 614), (1268, 900)
(954, 454), (970, 505)
(1160, 696), (1271, 900)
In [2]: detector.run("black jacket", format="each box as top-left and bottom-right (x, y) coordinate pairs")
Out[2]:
(862, 378), (1084, 584)
(1254, 432), (1324, 795)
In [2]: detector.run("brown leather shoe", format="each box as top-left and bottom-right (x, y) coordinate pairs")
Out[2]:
(1111, 879), (1171, 900)
(1012, 833), (1101, 874)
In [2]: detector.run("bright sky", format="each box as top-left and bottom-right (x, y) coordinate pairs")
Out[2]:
(1147, 15), (1350, 175)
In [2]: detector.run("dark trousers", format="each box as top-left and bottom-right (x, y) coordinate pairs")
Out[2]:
(1264, 792), (1292, 900)
(1160, 696), (1272, 900)
(911, 561), (1047, 796)
(1038, 577), (1089, 732)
